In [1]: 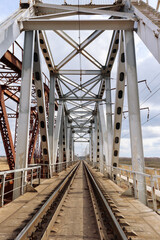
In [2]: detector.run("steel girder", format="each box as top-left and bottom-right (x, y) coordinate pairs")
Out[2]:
(33, 31), (51, 174)
(15, 31), (35, 170)
(124, 30), (146, 205)
(112, 31), (125, 175)
(0, 7), (34, 59)
(48, 73), (56, 166)
(0, 1), (157, 206)
(0, 86), (16, 170)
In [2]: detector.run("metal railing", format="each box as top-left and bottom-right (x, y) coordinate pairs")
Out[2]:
(0, 166), (41, 207)
(29, 160), (78, 178)
(110, 165), (160, 211)
(87, 160), (160, 212)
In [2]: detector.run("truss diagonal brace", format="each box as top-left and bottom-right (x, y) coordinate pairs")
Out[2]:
(13, 31), (35, 199)
(0, 8), (33, 59)
(34, 31), (51, 174)
(112, 31), (125, 177)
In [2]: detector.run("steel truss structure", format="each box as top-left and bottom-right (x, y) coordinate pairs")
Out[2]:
(0, 0), (160, 203)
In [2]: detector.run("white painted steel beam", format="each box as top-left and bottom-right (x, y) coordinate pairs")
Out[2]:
(30, 11), (77, 20)
(80, 30), (104, 49)
(65, 75), (101, 98)
(98, 30), (119, 98)
(81, 50), (102, 69)
(0, 8), (34, 58)
(131, 3), (160, 64)
(15, 31), (34, 170)
(66, 121), (71, 163)
(48, 73), (56, 166)
(93, 115), (98, 165)
(53, 102), (63, 165)
(56, 30), (103, 70)
(59, 70), (101, 75)
(58, 78), (78, 98)
(105, 76), (113, 176)
(57, 97), (103, 101)
(54, 30), (79, 49)
(98, 103), (109, 172)
(58, 110), (64, 169)
(57, 49), (77, 69)
(13, 31), (35, 199)
(97, 114), (104, 173)
(69, 102), (95, 112)
(68, 101), (93, 112)
(73, 113), (92, 120)
(34, 3), (134, 18)
(60, 77), (96, 97)
(112, 31), (125, 176)
(33, 31), (51, 172)
(39, 30), (55, 68)
(21, 19), (135, 31)
(69, 111), (92, 114)
(124, 30), (146, 205)
(82, 78), (102, 98)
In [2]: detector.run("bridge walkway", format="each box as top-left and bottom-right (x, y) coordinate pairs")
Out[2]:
(0, 162), (160, 239)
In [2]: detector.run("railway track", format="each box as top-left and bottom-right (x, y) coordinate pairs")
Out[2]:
(14, 161), (128, 240)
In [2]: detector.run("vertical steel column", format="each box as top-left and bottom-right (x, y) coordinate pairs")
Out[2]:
(106, 75), (112, 176)
(70, 129), (73, 162)
(72, 132), (74, 162)
(93, 115), (98, 167)
(98, 103), (109, 174)
(97, 113), (102, 171)
(48, 73), (56, 169)
(66, 120), (71, 163)
(89, 132), (92, 163)
(99, 121), (104, 173)
(34, 31), (51, 177)
(58, 111), (64, 171)
(91, 125), (94, 164)
(53, 102), (63, 166)
(112, 32), (125, 180)
(13, 31), (34, 200)
(124, 30), (146, 204)
(15, 31), (34, 169)
(62, 111), (67, 168)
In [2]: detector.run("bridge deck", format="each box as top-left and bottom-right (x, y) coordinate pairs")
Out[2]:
(48, 162), (100, 240)
(87, 164), (160, 240)
(0, 162), (160, 239)
(0, 166), (76, 240)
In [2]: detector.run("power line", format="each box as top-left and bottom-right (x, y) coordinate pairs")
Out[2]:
(139, 71), (160, 96)
(141, 86), (160, 106)
(122, 111), (160, 138)
(142, 112), (160, 126)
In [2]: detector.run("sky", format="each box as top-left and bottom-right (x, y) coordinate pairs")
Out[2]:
(0, 0), (160, 157)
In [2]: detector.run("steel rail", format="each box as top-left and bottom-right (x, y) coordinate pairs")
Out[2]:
(84, 162), (128, 240)
(15, 162), (80, 240)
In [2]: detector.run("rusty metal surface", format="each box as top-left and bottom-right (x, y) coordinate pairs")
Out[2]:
(0, 86), (15, 170)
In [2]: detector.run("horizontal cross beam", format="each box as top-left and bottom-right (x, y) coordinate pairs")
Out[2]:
(21, 19), (135, 31)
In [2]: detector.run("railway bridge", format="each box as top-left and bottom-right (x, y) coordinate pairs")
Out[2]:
(0, 0), (160, 239)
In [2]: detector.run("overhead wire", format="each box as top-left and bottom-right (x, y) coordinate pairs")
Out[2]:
(139, 71), (160, 96)
(122, 72), (160, 120)
(122, 111), (160, 138)
(78, 0), (82, 88)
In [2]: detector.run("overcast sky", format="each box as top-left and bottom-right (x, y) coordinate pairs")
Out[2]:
(0, 0), (160, 157)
